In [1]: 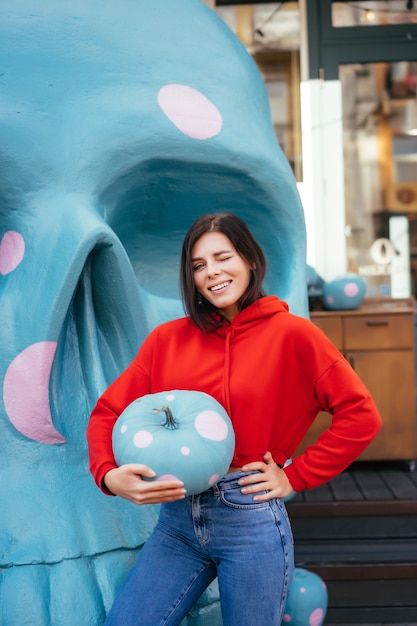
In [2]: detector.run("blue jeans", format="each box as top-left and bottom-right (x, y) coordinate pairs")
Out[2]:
(105, 471), (295, 626)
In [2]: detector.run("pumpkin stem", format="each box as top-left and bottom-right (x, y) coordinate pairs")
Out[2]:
(153, 405), (178, 430)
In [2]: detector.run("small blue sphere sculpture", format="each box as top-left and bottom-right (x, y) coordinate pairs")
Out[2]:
(281, 568), (328, 626)
(323, 273), (366, 311)
(306, 265), (324, 290)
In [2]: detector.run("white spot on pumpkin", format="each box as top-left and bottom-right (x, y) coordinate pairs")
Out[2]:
(181, 446), (190, 455)
(133, 430), (153, 448)
(194, 410), (228, 441)
(166, 393), (175, 401)
(120, 425), (127, 434)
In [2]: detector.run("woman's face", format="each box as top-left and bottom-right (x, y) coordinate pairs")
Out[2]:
(191, 231), (253, 322)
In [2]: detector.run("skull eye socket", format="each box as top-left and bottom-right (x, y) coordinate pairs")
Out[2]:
(99, 160), (262, 300)
(99, 158), (299, 303)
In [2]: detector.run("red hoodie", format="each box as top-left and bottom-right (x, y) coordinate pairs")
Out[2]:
(86, 296), (381, 494)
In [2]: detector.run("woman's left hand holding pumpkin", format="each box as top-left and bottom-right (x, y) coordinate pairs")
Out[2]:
(104, 464), (187, 505)
(238, 451), (294, 501)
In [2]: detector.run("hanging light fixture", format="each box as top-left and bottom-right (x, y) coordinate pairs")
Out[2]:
(363, 8), (375, 22)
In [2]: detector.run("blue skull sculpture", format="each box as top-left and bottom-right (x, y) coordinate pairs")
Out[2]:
(0, 1), (307, 623)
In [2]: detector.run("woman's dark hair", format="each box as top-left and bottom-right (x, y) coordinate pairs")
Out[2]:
(180, 212), (267, 331)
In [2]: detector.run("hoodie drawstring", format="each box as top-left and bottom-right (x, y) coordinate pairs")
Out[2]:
(222, 328), (234, 418)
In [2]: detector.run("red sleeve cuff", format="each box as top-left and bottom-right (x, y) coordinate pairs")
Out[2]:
(283, 462), (308, 493)
(95, 461), (119, 496)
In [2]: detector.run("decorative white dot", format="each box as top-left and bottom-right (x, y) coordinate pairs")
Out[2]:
(120, 425), (127, 434)
(181, 446), (190, 455)
(195, 410), (228, 441)
(133, 430), (153, 448)
(166, 394), (175, 401)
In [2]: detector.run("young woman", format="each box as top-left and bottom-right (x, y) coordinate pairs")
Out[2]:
(87, 212), (381, 626)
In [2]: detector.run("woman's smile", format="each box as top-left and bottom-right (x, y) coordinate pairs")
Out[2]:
(209, 280), (231, 293)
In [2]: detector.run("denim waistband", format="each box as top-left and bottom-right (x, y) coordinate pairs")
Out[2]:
(207, 470), (261, 494)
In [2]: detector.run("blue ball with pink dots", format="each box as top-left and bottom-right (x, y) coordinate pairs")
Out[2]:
(281, 568), (328, 626)
(323, 273), (366, 311)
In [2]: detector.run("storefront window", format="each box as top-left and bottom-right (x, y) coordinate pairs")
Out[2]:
(215, 3), (303, 180)
(332, 1), (417, 27)
(341, 61), (417, 296)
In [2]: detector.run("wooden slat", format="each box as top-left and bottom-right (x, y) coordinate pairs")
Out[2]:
(408, 467), (417, 487)
(289, 462), (417, 505)
(324, 576), (417, 606)
(286, 499), (417, 517)
(307, 562), (417, 581)
(328, 471), (364, 500)
(350, 469), (393, 499)
(326, 605), (417, 623)
(293, 541), (417, 569)
(298, 482), (334, 502)
(291, 514), (417, 539)
(380, 468), (417, 499)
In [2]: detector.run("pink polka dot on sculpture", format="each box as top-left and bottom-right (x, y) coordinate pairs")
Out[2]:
(344, 282), (359, 297)
(3, 341), (66, 443)
(158, 84), (222, 139)
(195, 410), (229, 441)
(0, 230), (25, 275)
(282, 616), (291, 623)
(310, 608), (325, 626)
(181, 446), (190, 455)
(326, 296), (334, 304)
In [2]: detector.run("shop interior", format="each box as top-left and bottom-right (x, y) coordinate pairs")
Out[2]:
(215, 1), (417, 299)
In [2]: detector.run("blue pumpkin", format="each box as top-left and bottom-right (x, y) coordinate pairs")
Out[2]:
(323, 273), (366, 311)
(112, 390), (235, 495)
(282, 568), (328, 626)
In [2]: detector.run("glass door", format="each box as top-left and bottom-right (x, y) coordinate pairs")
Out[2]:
(341, 60), (417, 297)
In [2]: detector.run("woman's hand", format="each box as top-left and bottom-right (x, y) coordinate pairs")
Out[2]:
(238, 451), (295, 501)
(104, 464), (187, 505)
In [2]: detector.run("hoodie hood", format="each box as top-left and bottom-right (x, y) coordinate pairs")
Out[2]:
(215, 296), (289, 337)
